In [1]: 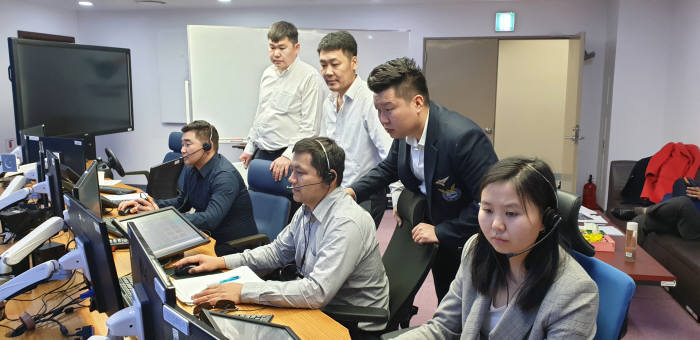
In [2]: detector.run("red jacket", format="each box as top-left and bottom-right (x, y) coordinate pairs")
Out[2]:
(641, 142), (700, 203)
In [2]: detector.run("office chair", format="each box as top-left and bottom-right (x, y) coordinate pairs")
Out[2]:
(323, 189), (439, 332)
(101, 131), (185, 193)
(570, 250), (635, 340)
(557, 190), (596, 256)
(242, 159), (291, 242)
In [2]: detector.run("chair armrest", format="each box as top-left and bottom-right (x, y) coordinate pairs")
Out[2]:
(322, 304), (389, 323)
(225, 234), (270, 249)
(124, 170), (150, 180)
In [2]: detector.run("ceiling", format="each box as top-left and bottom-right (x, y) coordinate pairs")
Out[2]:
(24, 0), (504, 11)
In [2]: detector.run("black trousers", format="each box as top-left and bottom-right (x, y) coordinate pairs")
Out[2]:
(359, 188), (388, 229)
(432, 247), (461, 302)
(253, 148), (286, 161)
(635, 196), (700, 243)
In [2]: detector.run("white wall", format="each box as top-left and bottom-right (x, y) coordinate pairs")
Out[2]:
(69, 0), (610, 185)
(605, 0), (700, 207)
(0, 0), (77, 152)
(664, 0), (700, 147)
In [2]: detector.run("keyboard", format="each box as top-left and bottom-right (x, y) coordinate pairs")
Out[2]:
(235, 314), (274, 323)
(101, 196), (130, 209)
(99, 185), (136, 195)
(118, 274), (134, 307)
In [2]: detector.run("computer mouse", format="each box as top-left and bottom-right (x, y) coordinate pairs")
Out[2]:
(118, 207), (132, 216)
(174, 264), (197, 277)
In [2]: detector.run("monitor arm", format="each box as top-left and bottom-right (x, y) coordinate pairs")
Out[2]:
(0, 175), (26, 200)
(0, 236), (90, 302)
(87, 289), (145, 340)
(0, 179), (50, 212)
(0, 215), (64, 274)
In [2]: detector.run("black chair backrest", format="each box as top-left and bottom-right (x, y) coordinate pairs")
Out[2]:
(382, 189), (438, 330)
(557, 190), (595, 256)
(607, 160), (636, 212)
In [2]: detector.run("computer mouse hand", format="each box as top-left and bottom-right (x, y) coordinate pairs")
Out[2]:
(174, 264), (198, 277)
(118, 207), (131, 216)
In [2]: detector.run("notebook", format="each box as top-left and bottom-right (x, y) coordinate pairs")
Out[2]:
(172, 266), (263, 305)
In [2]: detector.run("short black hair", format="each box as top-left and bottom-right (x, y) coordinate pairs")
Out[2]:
(317, 31), (357, 60)
(471, 157), (560, 311)
(181, 120), (218, 152)
(367, 57), (430, 103)
(268, 21), (298, 44)
(292, 137), (345, 187)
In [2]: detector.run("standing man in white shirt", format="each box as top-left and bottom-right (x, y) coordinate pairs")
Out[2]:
(317, 31), (397, 227)
(240, 21), (323, 182)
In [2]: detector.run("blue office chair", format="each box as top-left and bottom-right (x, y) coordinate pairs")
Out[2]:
(570, 250), (636, 340)
(164, 131), (183, 162)
(246, 159), (291, 242)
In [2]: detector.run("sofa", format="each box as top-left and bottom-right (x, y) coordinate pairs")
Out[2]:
(606, 160), (700, 322)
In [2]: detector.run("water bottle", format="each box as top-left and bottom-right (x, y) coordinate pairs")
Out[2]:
(625, 221), (638, 262)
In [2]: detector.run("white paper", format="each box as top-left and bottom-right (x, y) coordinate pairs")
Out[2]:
(579, 206), (598, 216)
(103, 193), (145, 201)
(172, 266), (263, 305)
(598, 225), (624, 236)
(578, 213), (607, 224)
(99, 179), (122, 186)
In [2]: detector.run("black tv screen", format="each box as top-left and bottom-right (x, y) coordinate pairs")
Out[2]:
(8, 38), (134, 141)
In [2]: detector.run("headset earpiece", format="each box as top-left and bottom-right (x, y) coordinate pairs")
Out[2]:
(314, 139), (335, 184)
(202, 125), (213, 152)
(542, 206), (562, 231)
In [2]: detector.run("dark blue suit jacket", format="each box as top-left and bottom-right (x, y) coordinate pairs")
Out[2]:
(351, 102), (498, 258)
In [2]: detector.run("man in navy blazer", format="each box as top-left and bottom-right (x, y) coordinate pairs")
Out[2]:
(347, 57), (498, 301)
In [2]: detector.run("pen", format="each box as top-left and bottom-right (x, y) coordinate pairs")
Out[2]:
(220, 276), (239, 284)
(205, 276), (240, 288)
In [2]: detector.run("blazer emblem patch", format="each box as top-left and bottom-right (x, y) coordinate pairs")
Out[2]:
(434, 176), (449, 187)
(438, 184), (462, 201)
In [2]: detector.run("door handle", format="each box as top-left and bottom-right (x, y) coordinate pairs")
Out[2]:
(564, 125), (584, 144)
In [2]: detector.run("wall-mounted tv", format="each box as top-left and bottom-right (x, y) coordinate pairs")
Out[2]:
(8, 38), (134, 143)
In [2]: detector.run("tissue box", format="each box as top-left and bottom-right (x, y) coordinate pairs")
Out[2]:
(591, 234), (615, 252)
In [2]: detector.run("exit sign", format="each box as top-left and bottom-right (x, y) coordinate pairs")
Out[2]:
(495, 12), (515, 32)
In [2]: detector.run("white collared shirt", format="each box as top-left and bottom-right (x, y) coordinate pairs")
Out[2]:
(405, 112), (429, 195)
(320, 76), (393, 187)
(244, 58), (323, 159)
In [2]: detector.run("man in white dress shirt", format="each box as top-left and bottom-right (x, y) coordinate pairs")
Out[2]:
(317, 31), (397, 227)
(240, 21), (323, 182)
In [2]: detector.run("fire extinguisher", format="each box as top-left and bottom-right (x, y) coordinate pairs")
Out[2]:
(582, 174), (600, 210)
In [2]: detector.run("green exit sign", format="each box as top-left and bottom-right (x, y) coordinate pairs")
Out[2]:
(495, 12), (515, 32)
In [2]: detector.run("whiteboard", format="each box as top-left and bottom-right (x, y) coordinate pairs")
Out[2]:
(187, 25), (409, 141)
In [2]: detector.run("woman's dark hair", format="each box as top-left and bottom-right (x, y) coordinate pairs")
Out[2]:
(471, 157), (560, 311)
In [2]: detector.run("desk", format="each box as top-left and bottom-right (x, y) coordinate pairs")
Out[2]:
(1, 184), (350, 339)
(593, 213), (676, 287)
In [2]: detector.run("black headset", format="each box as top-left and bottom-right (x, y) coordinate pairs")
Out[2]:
(525, 163), (562, 232)
(202, 125), (214, 152)
(314, 139), (336, 184)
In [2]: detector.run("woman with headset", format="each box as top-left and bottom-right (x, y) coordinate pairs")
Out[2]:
(392, 157), (599, 339)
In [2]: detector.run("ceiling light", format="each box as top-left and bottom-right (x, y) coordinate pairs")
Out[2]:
(218, 0), (232, 3)
(78, 1), (93, 6)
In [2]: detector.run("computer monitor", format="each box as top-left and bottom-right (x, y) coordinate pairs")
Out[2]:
(23, 136), (86, 174)
(200, 310), (300, 340)
(127, 225), (226, 339)
(117, 207), (209, 259)
(72, 161), (101, 217)
(65, 194), (123, 315)
(45, 151), (65, 217)
(146, 158), (184, 200)
(8, 38), (134, 142)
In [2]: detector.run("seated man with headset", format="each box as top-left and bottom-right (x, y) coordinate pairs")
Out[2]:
(173, 137), (390, 337)
(117, 120), (257, 256)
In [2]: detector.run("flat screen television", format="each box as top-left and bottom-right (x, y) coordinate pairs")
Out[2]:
(7, 38), (134, 143)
